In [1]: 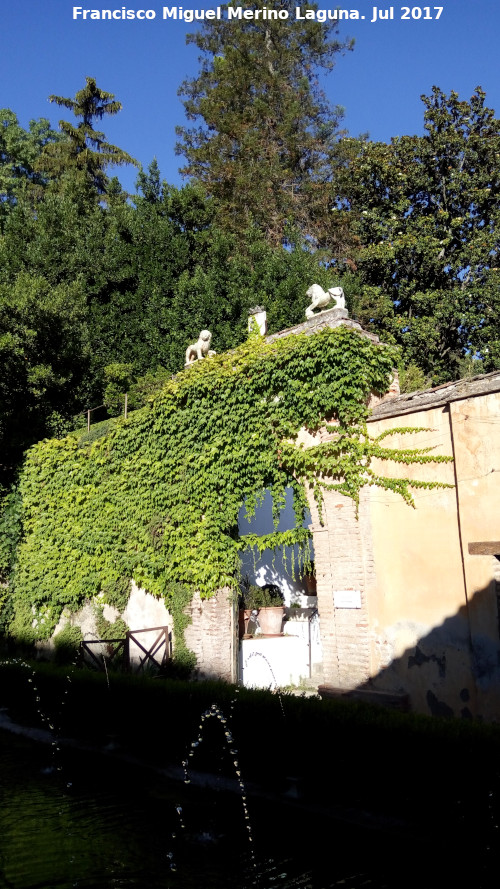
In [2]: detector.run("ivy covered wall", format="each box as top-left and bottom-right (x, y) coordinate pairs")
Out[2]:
(3, 325), (450, 654)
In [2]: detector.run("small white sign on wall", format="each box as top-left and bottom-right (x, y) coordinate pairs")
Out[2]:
(333, 589), (362, 609)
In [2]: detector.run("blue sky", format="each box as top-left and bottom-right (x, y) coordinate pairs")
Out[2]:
(2, 1), (499, 194)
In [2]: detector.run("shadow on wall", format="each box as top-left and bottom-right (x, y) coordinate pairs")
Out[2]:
(354, 580), (500, 721)
(238, 488), (313, 605)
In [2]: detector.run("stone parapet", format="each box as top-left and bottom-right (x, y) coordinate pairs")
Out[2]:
(265, 307), (380, 344)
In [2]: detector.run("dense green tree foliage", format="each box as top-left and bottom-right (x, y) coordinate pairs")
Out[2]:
(336, 87), (500, 383)
(0, 80), (137, 482)
(176, 0), (353, 251)
(88, 181), (334, 377)
(0, 110), (59, 228)
(0, 274), (89, 480)
(0, 150), (330, 486)
(1, 73), (500, 493)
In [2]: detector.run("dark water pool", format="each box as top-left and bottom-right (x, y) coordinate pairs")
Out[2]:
(0, 727), (498, 889)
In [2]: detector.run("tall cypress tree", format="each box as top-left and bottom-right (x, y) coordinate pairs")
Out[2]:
(176, 1), (353, 250)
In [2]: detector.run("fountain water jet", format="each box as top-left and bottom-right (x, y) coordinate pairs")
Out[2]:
(243, 650), (286, 717)
(178, 701), (257, 876)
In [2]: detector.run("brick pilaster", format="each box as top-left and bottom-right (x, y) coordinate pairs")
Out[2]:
(308, 488), (372, 689)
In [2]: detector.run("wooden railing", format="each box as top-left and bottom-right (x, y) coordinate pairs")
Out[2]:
(79, 626), (171, 674)
(80, 637), (126, 671)
(126, 626), (171, 673)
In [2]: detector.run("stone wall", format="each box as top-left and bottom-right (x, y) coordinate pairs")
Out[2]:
(266, 306), (379, 345)
(52, 582), (237, 682)
(123, 583), (236, 682)
(184, 588), (237, 683)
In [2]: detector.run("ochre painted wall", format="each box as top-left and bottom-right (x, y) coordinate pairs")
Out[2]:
(311, 390), (500, 720)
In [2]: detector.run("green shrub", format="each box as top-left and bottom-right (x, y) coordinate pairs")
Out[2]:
(53, 623), (83, 664)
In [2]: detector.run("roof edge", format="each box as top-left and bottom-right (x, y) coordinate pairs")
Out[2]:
(369, 371), (500, 421)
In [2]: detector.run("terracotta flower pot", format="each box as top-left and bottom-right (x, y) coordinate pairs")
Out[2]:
(238, 608), (253, 639)
(257, 606), (284, 636)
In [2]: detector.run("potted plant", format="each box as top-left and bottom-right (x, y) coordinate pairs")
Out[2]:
(239, 580), (285, 637)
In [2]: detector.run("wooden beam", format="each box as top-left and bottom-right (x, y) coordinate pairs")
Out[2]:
(468, 542), (500, 556)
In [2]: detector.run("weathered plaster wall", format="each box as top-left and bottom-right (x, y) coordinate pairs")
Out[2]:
(364, 407), (474, 715)
(122, 581), (171, 630)
(124, 583), (236, 682)
(52, 582), (236, 681)
(309, 385), (500, 719)
(449, 393), (500, 720)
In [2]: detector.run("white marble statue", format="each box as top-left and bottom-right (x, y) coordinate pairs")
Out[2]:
(305, 284), (346, 319)
(185, 330), (216, 366)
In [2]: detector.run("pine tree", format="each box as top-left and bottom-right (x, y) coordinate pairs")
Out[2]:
(176, 1), (353, 250)
(36, 77), (137, 201)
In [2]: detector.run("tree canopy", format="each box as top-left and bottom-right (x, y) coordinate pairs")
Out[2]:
(0, 110), (59, 229)
(1, 72), (500, 493)
(0, 273), (89, 480)
(36, 77), (138, 202)
(0, 150), (331, 489)
(336, 87), (500, 383)
(176, 0), (353, 250)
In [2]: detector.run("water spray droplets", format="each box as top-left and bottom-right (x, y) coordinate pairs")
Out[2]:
(175, 805), (185, 831)
(176, 695), (258, 876)
(1, 657), (79, 785)
(243, 650), (286, 717)
(166, 803), (186, 874)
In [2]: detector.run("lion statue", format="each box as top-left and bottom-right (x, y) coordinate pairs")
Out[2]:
(185, 330), (216, 366)
(305, 285), (346, 319)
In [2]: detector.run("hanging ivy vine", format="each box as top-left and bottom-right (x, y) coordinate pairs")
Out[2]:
(5, 326), (452, 650)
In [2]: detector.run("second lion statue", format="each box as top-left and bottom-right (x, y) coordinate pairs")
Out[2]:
(305, 284), (346, 319)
